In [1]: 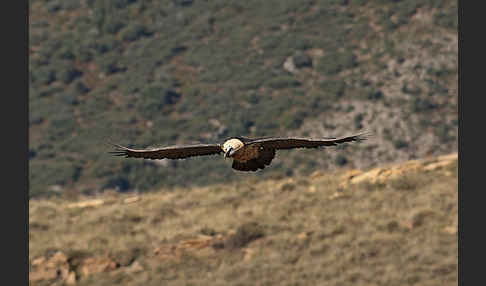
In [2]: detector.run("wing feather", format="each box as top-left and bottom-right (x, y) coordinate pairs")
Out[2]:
(109, 143), (223, 160)
(245, 131), (370, 150)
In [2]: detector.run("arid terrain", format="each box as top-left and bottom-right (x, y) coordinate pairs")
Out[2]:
(30, 153), (458, 286)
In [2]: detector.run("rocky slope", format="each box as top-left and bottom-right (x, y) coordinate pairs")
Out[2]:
(29, 0), (458, 197)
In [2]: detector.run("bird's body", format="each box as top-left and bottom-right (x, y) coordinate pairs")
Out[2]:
(228, 141), (259, 162)
(110, 132), (369, 172)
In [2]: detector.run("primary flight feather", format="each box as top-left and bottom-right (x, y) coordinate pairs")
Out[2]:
(110, 131), (369, 172)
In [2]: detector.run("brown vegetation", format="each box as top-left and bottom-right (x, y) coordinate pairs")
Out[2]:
(30, 153), (458, 285)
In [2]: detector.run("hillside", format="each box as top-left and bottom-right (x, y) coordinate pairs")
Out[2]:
(29, 0), (458, 198)
(29, 153), (458, 285)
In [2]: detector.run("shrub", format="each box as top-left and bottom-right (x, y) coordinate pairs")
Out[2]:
(99, 54), (125, 75)
(136, 85), (181, 118)
(30, 31), (48, 46)
(56, 46), (76, 61)
(436, 124), (453, 143)
(48, 112), (77, 140)
(103, 18), (126, 35)
(320, 80), (346, 98)
(59, 67), (83, 84)
(411, 98), (438, 112)
(393, 139), (409, 149)
(266, 76), (301, 89)
(73, 80), (91, 95)
(120, 24), (153, 42)
(225, 222), (264, 249)
(435, 11), (457, 30)
(33, 67), (56, 85)
(38, 86), (63, 98)
(63, 0), (81, 10)
(335, 154), (348, 166)
(58, 91), (80, 106)
(318, 51), (358, 75)
(354, 113), (364, 129)
(102, 176), (131, 192)
(29, 159), (82, 198)
(282, 114), (304, 129)
(174, 0), (194, 6)
(93, 36), (122, 55)
(293, 52), (313, 68)
(281, 183), (296, 192)
(401, 82), (422, 95)
(365, 89), (384, 101)
(46, 1), (62, 13)
(389, 173), (423, 191)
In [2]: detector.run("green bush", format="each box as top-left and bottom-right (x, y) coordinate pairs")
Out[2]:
(393, 139), (409, 149)
(136, 85), (181, 118)
(29, 159), (82, 198)
(266, 76), (301, 89)
(103, 18), (127, 35)
(435, 11), (457, 30)
(354, 113), (364, 129)
(411, 98), (438, 112)
(282, 113), (304, 130)
(59, 67), (83, 84)
(46, 1), (62, 13)
(63, 0), (81, 10)
(102, 176), (131, 192)
(307, 91), (333, 112)
(38, 86), (63, 98)
(30, 31), (48, 46)
(48, 110), (78, 140)
(56, 46), (76, 61)
(402, 82), (422, 95)
(318, 51), (358, 75)
(293, 52), (313, 68)
(335, 154), (348, 166)
(99, 54), (125, 75)
(73, 80), (91, 95)
(435, 124), (454, 143)
(120, 24), (153, 42)
(365, 89), (384, 101)
(225, 222), (265, 249)
(32, 67), (56, 85)
(92, 36), (122, 55)
(320, 80), (346, 98)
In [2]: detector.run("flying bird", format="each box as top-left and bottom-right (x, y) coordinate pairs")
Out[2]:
(109, 132), (369, 172)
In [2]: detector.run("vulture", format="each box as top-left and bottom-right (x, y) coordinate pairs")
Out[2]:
(109, 132), (369, 172)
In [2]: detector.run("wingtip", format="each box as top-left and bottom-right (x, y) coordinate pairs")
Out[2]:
(104, 139), (130, 157)
(108, 151), (128, 157)
(355, 130), (372, 141)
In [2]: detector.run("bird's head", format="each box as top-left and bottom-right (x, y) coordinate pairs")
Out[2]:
(222, 138), (244, 158)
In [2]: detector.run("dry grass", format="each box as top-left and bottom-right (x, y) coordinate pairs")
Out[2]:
(29, 154), (458, 286)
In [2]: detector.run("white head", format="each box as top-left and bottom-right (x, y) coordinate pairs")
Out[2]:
(222, 138), (244, 158)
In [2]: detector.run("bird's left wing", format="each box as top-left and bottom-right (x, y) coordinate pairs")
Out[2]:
(109, 143), (223, 160)
(245, 131), (369, 150)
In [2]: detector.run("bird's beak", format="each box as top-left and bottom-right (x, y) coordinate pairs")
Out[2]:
(224, 147), (233, 159)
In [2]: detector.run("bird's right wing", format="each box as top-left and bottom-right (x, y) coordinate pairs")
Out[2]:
(245, 131), (370, 150)
(109, 143), (223, 160)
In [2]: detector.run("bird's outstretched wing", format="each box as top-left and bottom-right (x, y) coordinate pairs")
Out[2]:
(245, 131), (370, 150)
(109, 143), (223, 160)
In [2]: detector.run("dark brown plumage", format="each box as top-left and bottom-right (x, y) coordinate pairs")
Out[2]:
(110, 131), (369, 172)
